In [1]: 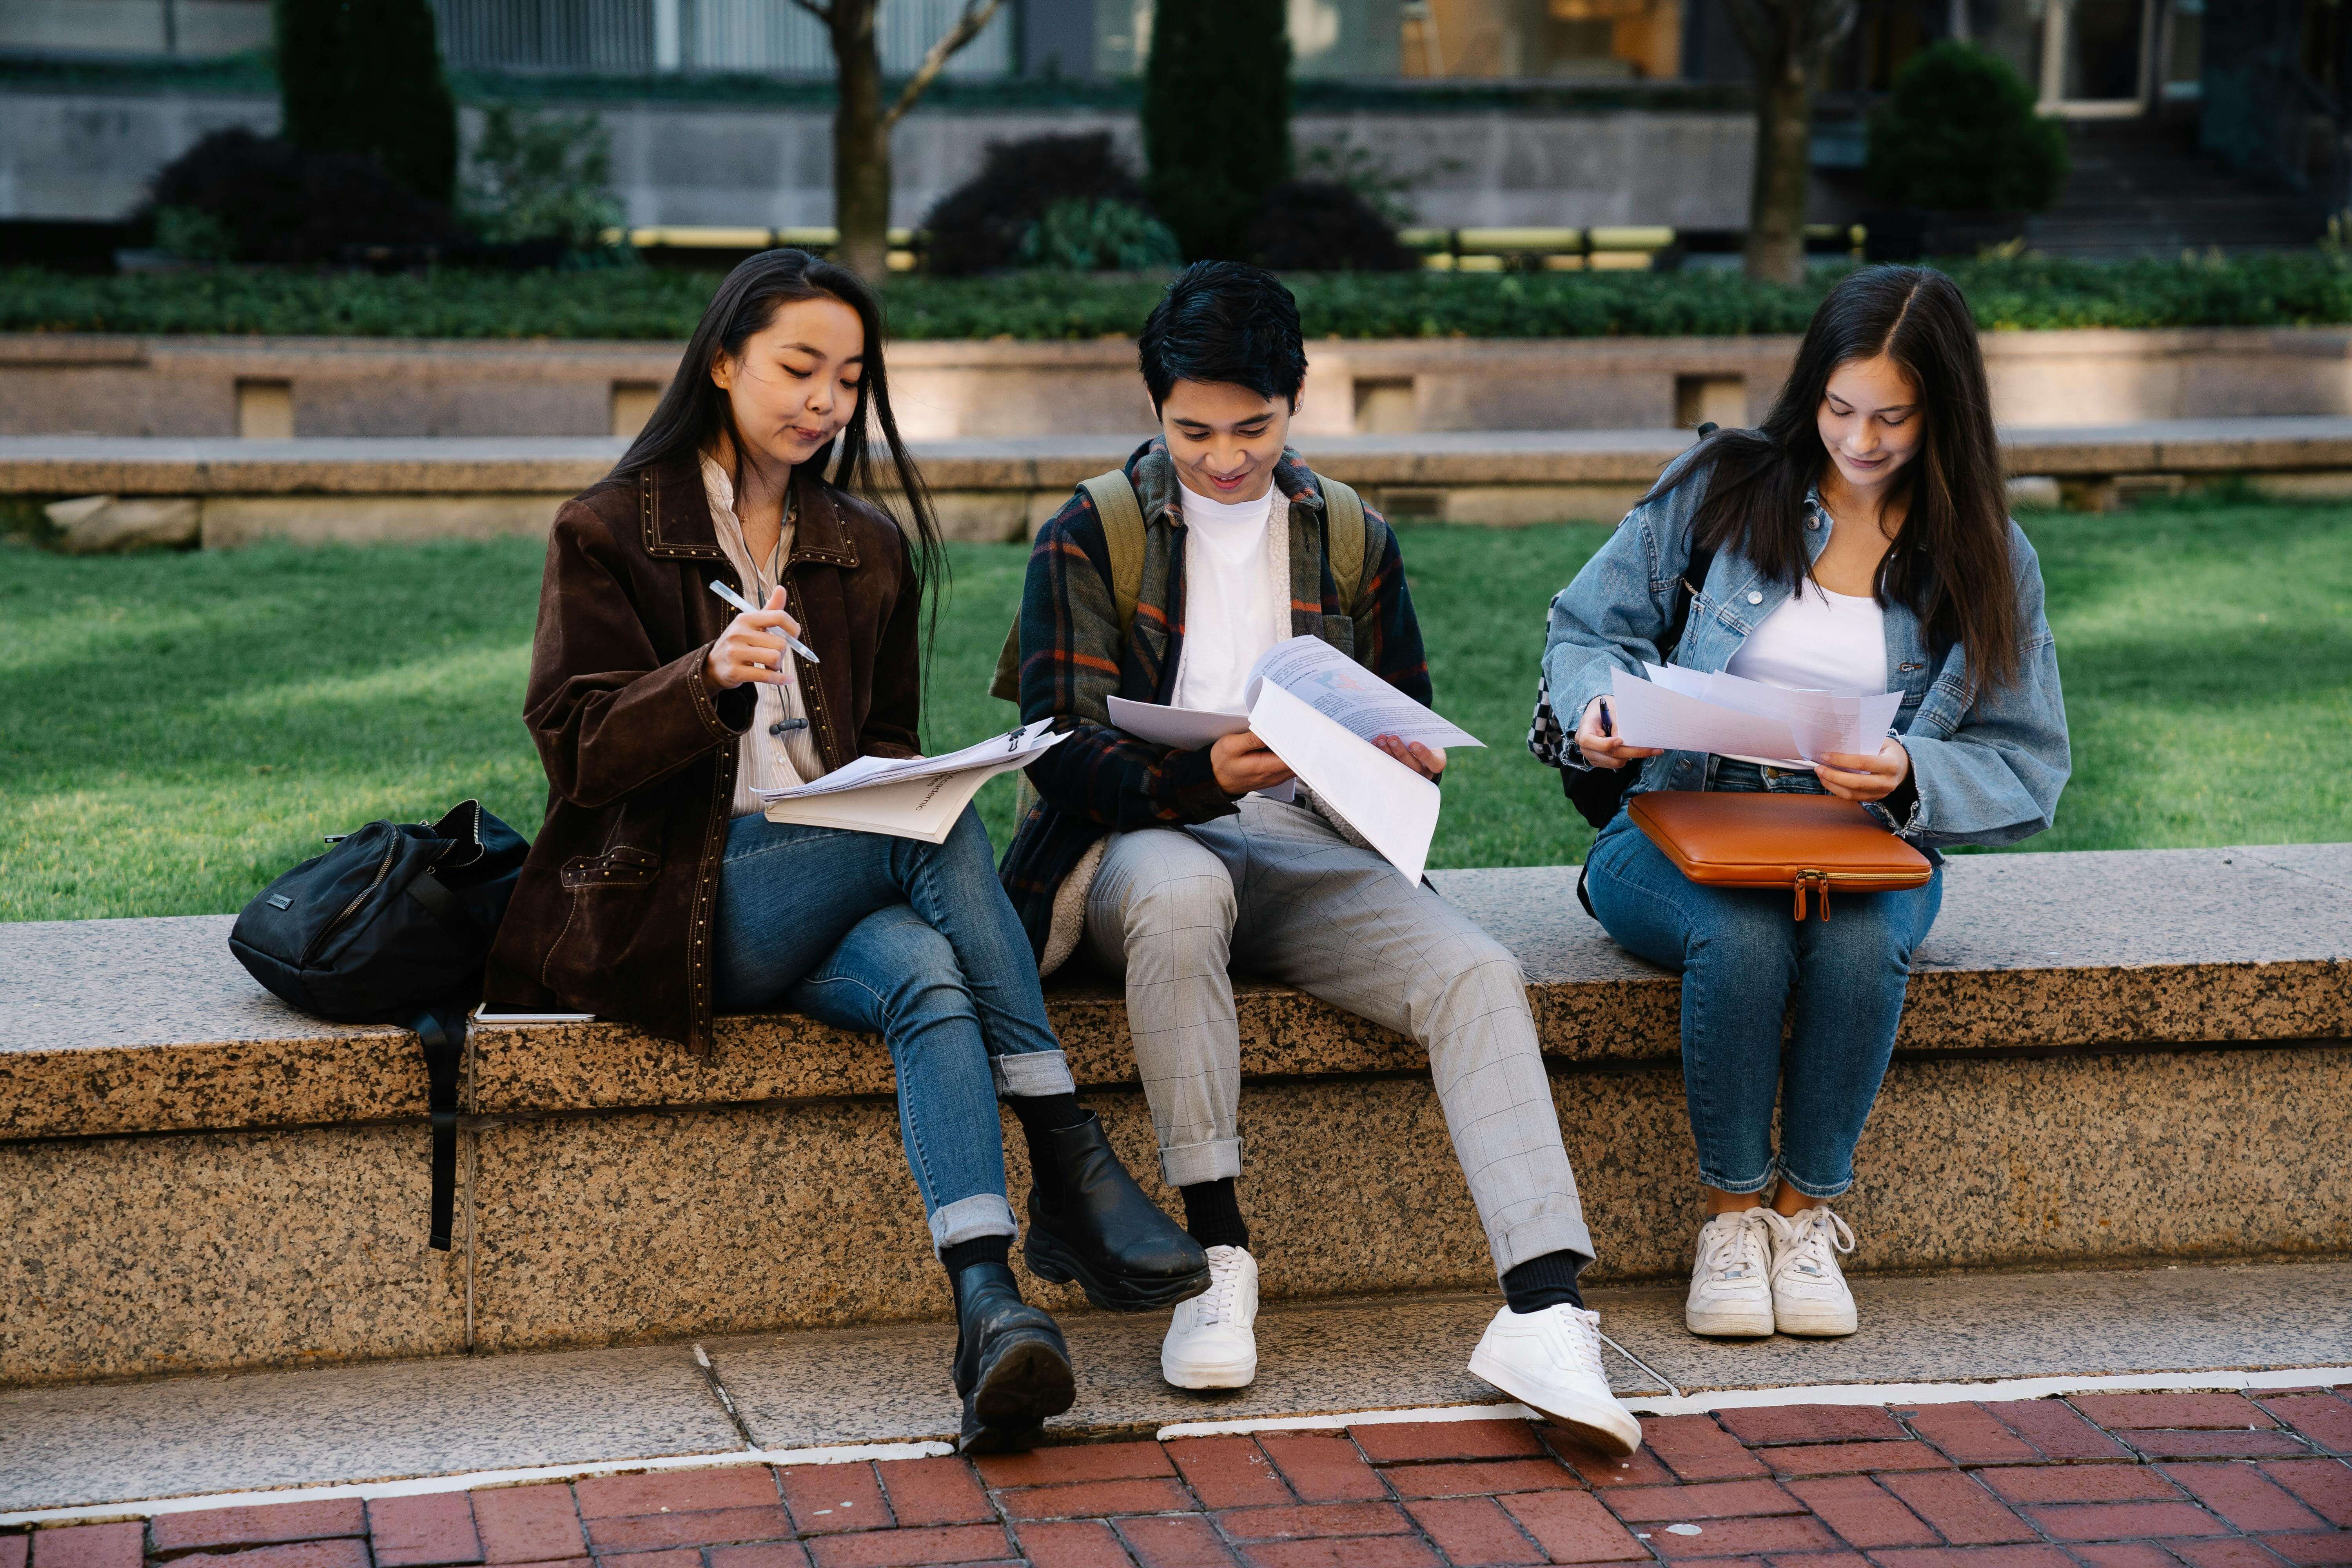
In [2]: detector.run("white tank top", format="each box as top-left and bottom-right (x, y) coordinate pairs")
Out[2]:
(1722, 582), (1887, 766)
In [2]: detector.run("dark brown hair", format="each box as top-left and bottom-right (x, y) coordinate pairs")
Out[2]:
(1659, 265), (2018, 690)
(613, 248), (946, 607)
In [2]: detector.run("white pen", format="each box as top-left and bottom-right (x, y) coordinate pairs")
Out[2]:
(708, 579), (822, 665)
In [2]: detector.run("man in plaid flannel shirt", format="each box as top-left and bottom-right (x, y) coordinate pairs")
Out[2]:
(999, 263), (1640, 1459)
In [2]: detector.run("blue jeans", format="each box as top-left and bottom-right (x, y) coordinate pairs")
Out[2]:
(1583, 763), (1944, 1199)
(711, 806), (1074, 1252)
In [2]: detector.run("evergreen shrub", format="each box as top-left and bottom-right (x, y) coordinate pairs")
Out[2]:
(143, 127), (456, 265)
(922, 133), (1151, 276)
(1866, 42), (2069, 213)
(18, 256), (2352, 340)
(1016, 199), (1183, 271)
(1245, 180), (1419, 271)
(273, 0), (459, 203)
(462, 105), (624, 250)
(1143, 0), (1292, 261)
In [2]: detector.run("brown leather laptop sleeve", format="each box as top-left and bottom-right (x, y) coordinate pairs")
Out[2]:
(1625, 791), (1934, 920)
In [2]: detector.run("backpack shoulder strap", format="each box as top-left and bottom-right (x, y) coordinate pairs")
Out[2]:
(985, 470), (1151, 705)
(1316, 474), (1368, 615)
(1079, 470), (1149, 633)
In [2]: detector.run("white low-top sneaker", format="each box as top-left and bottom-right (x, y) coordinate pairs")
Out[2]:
(1766, 1205), (1858, 1337)
(1685, 1209), (1776, 1338)
(1160, 1245), (1258, 1389)
(1468, 1304), (1643, 1458)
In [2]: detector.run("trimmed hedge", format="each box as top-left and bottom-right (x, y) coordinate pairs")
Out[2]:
(7, 254), (2352, 341)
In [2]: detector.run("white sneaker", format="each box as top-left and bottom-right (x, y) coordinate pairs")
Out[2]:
(1766, 1205), (1859, 1337)
(1468, 1304), (1643, 1458)
(1160, 1245), (1258, 1389)
(1685, 1209), (1777, 1338)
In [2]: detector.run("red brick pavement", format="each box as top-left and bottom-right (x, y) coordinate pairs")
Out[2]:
(7, 1392), (2348, 1568)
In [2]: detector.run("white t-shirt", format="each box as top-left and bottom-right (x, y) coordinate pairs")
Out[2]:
(1722, 581), (1887, 766)
(1169, 481), (1290, 716)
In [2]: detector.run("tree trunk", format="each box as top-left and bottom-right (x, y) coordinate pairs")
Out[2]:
(1743, 24), (1815, 285)
(830, 0), (892, 283)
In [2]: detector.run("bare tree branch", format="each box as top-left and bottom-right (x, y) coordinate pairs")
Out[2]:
(881, 0), (1007, 131)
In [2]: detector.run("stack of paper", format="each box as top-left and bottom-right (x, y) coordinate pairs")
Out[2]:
(1606, 664), (1901, 766)
(1107, 637), (1485, 882)
(756, 720), (1067, 842)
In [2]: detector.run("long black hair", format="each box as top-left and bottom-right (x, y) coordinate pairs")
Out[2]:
(1657, 265), (2020, 691)
(612, 248), (946, 609)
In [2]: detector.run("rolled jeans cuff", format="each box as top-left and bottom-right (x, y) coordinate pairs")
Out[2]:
(1490, 1212), (1597, 1281)
(1697, 1160), (1779, 1198)
(1158, 1134), (1243, 1189)
(1776, 1167), (1853, 1201)
(992, 1048), (1075, 1098)
(927, 1192), (1018, 1255)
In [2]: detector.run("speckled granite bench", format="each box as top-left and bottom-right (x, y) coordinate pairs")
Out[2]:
(4, 844), (2348, 1388)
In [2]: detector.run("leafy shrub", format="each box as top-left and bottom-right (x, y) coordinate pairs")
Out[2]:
(1245, 180), (1419, 272)
(18, 254), (2352, 341)
(142, 127), (457, 265)
(1867, 42), (2069, 213)
(463, 105), (624, 249)
(273, 0), (459, 204)
(1016, 199), (1183, 272)
(1143, 0), (1292, 261)
(923, 133), (1151, 277)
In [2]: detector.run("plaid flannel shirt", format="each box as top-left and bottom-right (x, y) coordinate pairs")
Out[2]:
(997, 437), (1430, 958)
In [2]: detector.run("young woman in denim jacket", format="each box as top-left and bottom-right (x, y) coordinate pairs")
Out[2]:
(1541, 266), (2070, 1340)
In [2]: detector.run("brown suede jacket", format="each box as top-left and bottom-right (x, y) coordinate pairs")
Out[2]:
(483, 449), (922, 1054)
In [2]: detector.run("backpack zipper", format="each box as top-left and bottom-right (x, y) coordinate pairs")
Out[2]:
(302, 835), (399, 966)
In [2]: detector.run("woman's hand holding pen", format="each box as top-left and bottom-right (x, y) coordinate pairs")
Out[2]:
(1575, 696), (1663, 770)
(707, 586), (802, 690)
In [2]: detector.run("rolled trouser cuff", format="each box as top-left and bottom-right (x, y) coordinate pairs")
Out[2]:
(1489, 1211), (1597, 1281)
(993, 1049), (1076, 1098)
(1696, 1161), (1778, 1197)
(1158, 1134), (1243, 1189)
(928, 1192), (1019, 1255)
(1776, 1167), (1852, 1201)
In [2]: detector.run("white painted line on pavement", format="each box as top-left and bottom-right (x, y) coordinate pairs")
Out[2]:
(1156, 1364), (2352, 1439)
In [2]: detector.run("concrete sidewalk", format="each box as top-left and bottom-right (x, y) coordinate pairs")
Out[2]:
(5, 1344), (2348, 1565)
(5, 1259), (2347, 1521)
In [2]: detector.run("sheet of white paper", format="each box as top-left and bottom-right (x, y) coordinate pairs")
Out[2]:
(1249, 678), (1440, 883)
(1610, 667), (1808, 763)
(1106, 696), (1254, 750)
(762, 765), (997, 842)
(1243, 636), (1484, 751)
(1633, 664), (1902, 762)
(755, 721), (1063, 801)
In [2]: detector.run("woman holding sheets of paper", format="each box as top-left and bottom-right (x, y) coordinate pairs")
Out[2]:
(1541, 265), (2070, 1342)
(483, 250), (1206, 1451)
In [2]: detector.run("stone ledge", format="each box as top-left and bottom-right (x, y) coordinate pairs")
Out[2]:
(11, 421), (2352, 504)
(4, 844), (2346, 1144)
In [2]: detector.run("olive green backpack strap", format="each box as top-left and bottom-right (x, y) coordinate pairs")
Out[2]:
(987, 469), (1149, 703)
(1318, 473), (1369, 615)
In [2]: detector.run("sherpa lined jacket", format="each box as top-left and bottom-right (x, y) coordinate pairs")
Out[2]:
(484, 450), (923, 1054)
(998, 437), (1426, 968)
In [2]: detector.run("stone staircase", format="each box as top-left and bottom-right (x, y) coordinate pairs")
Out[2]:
(2026, 116), (2327, 260)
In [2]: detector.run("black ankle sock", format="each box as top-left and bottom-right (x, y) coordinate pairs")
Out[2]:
(1009, 1093), (1087, 1204)
(1179, 1178), (1249, 1251)
(940, 1234), (1013, 1310)
(1501, 1249), (1588, 1314)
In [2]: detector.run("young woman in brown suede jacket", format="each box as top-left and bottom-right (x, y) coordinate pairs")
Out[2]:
(483, 250), (1203, 1451)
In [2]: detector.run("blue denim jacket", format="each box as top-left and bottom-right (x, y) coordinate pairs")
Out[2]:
(1541, 452), (2071, 850)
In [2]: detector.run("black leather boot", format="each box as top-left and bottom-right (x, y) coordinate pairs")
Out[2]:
(1023, 1111), (1211, 1312)
(950, 1259), (1074, 1454)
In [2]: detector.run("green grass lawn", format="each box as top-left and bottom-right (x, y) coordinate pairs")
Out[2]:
(3, 495), (2346, 923)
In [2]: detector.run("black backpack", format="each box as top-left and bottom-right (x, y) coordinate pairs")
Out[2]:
(230, 800), (529, 1250)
